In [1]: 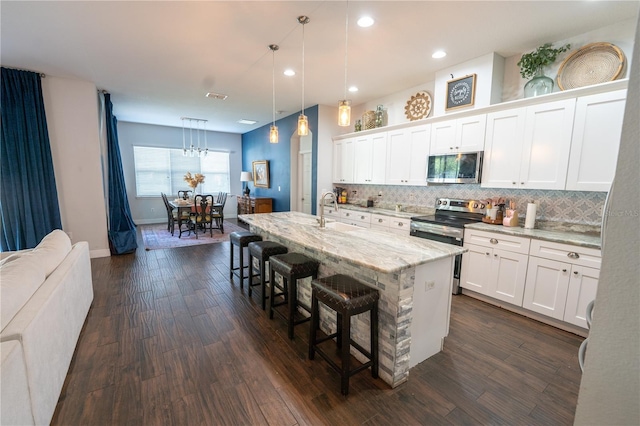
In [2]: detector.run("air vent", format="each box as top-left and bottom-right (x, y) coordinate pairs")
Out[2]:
(205, 92), (228, 100)
(238, 119), (258, 125)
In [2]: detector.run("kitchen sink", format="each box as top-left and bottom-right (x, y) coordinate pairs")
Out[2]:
(322, 222), (362, 232)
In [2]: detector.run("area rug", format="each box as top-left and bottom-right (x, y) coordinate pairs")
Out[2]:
(140, 221), (246, 250)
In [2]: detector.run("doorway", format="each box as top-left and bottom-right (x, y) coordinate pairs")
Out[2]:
(290, 131), (313, 214)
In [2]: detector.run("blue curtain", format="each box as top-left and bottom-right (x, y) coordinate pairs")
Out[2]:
(104, 93), (137, 254)
(0, 68), (62, 251)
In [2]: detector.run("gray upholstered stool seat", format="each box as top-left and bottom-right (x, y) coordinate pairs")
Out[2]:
(247, 241), (288, 310)
(268, 252), (320, 339)
(229, 231), (262, 289)
(309, 274), (379, 395)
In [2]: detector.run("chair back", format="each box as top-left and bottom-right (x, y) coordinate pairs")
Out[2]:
(216, 192), (228, 208)
(161, 193), (173, 212)
(178, 190), (192, 200)
(193, 194), (214, 217)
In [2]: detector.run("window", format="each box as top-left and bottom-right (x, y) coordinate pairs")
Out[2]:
(133, 146), (230, 197)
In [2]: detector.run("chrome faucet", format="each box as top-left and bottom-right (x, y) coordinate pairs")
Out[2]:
(319, 191), (338, 228)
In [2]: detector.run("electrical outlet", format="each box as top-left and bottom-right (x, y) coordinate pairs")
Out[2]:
(409, 193), (416, 201)
(425, 281), (435, 291)
(151, 207), (155, 213)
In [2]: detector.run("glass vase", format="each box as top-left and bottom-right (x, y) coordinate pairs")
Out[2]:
(375, 105), (384, 127)
(524, 67), (554, 98)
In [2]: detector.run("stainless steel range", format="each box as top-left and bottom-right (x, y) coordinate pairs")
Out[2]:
(410, 198), (487, 294)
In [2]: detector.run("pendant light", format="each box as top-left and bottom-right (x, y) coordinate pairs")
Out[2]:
(297, 15), (310, 136)
(181, 117), (208, 157)
(338, 1), (351, 127)
(269, 44), (279, 144)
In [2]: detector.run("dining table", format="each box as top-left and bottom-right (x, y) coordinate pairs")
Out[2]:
(168, 199), (223, 237)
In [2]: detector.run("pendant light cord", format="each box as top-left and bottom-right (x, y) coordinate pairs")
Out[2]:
(301, 21), (305, 116)
(344, 0), (349, 100)
(272, 48), (276, 126)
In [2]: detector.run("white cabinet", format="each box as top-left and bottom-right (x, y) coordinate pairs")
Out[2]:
(523, 240), (601, 327)
(386, 124), (430, 185)
(353, 132), (387, 184)
(430, 114), (486, 154)
(333, 138), (354, 184)
(566, 89), (627, 192)
(460, 229), (530, 306)
(340, 209), (371, 228)
(370, 213), (410, 235)
(482, 99), (575, 190)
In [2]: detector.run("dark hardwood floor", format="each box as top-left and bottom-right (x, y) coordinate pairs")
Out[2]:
(52, 222), (583, 425)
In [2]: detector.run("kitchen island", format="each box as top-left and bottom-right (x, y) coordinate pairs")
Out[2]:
(240, 211), (466, 387)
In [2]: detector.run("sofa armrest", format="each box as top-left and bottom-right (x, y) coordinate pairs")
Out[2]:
(1, 340), (35, 425)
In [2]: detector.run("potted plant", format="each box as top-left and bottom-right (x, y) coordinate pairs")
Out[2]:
(517, 42), (571, 97)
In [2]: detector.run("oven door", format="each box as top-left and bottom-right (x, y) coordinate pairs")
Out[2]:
(410, 226), (463, 295)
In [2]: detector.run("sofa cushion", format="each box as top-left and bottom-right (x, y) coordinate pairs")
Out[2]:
(0, 255), (46, 331)
(26, 229), (72, 277)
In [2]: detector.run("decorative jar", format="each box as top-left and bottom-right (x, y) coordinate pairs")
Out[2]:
(524, 67), (554, 98)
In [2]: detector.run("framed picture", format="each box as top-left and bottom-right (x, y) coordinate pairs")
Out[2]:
(445, 74), (476, 111)
(252, 160), (270, 188)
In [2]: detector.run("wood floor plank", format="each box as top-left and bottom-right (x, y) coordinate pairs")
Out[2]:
(52, 225), (583, 425)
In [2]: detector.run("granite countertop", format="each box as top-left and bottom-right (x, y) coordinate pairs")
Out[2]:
(465, 222), (602, 249)
(240, 211), (465, 274)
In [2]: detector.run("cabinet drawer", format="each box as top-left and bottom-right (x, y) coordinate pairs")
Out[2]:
(325, 207), (341, 217)
(370, 213), (391, 227)
(389, 218), (411, 233)
(464, 229), (530, 254)
(529, 239), (601, 269)
(340, 210), (371, 223)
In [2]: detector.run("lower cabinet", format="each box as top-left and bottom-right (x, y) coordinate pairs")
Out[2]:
(461, 230), (530, 306)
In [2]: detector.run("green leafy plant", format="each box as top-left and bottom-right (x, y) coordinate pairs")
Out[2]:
(517, 42), (571, 79)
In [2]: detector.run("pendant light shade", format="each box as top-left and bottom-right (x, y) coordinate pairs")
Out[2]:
(268, 44), (279, 144)
(298, 15), (310, 136)
(338, 1), (351, 127)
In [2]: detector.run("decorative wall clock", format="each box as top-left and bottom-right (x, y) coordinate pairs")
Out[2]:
(404, 91), (432, 121)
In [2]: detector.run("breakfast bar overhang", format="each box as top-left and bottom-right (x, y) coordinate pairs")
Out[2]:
(240, 211), (466, 387)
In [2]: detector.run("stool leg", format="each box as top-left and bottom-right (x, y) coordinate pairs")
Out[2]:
(239, 245), (245, 290)
(341, 312), (351, 395)
(336, 313), (343, 349)
(229, 242), (235, 279)
(309, 292), (318, 360)
(287, 277), (295, 340)
(269, 265), (276, 319)
(260, 258), (267, 310)
(371, 301), (379, 379)
(248, 253), (254, 297)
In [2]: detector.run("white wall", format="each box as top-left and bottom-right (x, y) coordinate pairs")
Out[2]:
(116, 121), (242, 224)
(574, 15), (639, 425)
(41, 76), (110, 258)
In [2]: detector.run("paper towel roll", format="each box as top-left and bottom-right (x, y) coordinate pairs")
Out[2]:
(524, 202), (537, 229)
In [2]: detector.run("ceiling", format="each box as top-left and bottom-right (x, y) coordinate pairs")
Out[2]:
(2, 1), (638, 134)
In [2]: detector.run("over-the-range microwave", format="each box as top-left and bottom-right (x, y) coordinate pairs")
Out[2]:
(426, 151), (483, 184)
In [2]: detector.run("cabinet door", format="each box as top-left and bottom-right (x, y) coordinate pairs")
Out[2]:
(430, 120), (456, 154)
(333, 140), (344, 183)
(386, 125), (429, 185)
(370, 132), (388, 184)
(353, 135), (372, 184)
(406, 125), (430, 185)
(523, 257), (571, 320)
(456, 114), (486, 152)
(487, 249), (529, 306)
(566, 90), (626, 192)
(519, 99), (576, 190)
(564, 265), (599, 328)
(386, 129), (409, 185)
(481, 108), (526, 188)
(340, 138), (354, 183)
(460, 244), (492, 295)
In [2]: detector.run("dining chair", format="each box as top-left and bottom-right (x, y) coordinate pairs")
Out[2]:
(211, 192), (228, 233)
(189, 194), (215, 238)
(161, 193), (176, 235)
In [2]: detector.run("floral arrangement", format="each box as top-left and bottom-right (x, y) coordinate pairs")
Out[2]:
(184, 172), (205, 189)
(517, 42), (571, 79)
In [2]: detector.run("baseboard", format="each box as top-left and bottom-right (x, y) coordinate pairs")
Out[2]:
(90, 249), (111, 258)
(134, 219), (165, 225)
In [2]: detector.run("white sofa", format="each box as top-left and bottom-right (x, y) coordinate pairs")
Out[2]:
(0, 230), (94, 425)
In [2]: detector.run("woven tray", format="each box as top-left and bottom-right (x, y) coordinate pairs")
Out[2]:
(557, 42), (626, 90)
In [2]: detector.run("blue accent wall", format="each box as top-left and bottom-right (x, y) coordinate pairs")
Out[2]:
(242, 105), (318, 213)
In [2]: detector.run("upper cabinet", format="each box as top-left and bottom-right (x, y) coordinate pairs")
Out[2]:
(333, 137), (354, 184)
(386, 124), (430, 186)
(482, 99), (576, 190)
(566, 89), (627, 192)
(430, 114), (486, 154)
(353, 132), (388, 184)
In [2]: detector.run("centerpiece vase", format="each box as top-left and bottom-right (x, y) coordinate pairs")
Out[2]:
(524, 67), (554, 98)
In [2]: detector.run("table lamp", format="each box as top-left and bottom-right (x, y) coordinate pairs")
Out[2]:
(240, 171), (253, 196)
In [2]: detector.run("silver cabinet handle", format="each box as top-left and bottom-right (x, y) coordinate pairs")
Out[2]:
(573, 271), (579, 276)
(378, 218), (383, 223)
(345, 213), (350, 217)
(490, 238), (498, 244)
(562, 269), (567, 273)
(485, 252), (490, 256)
(398, 222), (403, 227)
(361, 216), (365, 220)
(567, 252), (580, 259)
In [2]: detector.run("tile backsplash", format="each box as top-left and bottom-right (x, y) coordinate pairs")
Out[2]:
(338, 184), (606, 226)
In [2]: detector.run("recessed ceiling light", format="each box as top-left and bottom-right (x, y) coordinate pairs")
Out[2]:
(237, 119), (258, 125)
(432, 50), (447, 59)
(205, 92), (228, 100)
(357, 16), (374, 28)
(284, 69), (296, 76)
(348, 86), (359, 93)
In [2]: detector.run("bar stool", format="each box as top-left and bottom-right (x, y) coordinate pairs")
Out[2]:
(309, 274), (379, 396)
(268, 253), (319, 339)
(229, 231), (262, 289)
(247, 241), (288, 310)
